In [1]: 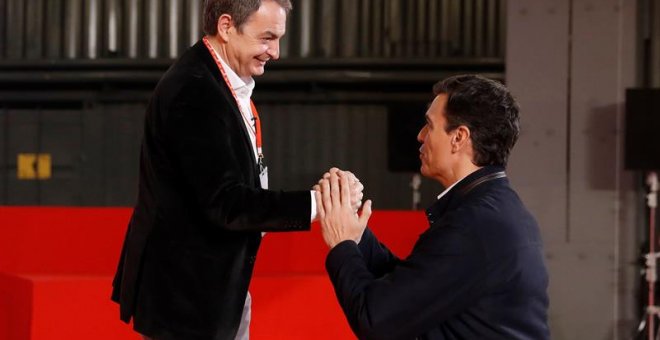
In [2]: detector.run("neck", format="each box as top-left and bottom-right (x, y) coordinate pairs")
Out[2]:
(439, 160), (481, 188)
(206, 35), (240, 76)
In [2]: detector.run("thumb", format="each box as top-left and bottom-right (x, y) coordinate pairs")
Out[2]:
(358, 199), (373, 226)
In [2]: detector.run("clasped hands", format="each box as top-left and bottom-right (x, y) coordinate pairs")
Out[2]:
(313, 168), (372, 249)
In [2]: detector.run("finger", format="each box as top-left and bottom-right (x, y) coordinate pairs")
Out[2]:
(340, 172), (351, 207)
(312, 184), (320, 192)
(314, 189), (325, 219)
(330, 172), (341, 208)
(353, 181), (364, 195)
(358, 200), (373, 226)
(321, 178), (332, 212)
(322, 172), (331, 180)
(329, 167), (340, 174)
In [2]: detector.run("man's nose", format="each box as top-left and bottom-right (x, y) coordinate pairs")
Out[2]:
(417, 126), (426, 143)
(268, 40), (280, 60)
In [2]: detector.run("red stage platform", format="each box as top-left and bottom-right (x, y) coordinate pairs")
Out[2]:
(0, 207), (427, 339)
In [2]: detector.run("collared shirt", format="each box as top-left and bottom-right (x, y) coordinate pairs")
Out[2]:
(217, 56), (259, 160)
(437, 177), (465, 200)
(213, 50), (317, 221)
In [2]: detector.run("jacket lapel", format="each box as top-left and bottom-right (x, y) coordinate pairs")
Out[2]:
(192, 41), (258, 176)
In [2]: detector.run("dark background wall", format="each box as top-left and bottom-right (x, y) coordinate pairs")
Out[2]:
(0, 0), (506, 207)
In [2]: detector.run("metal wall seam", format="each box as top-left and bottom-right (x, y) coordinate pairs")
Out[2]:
(0, 0), (5, 58)
(297, 0), (313, 57)
(340, 0), (359, 57)
(440, 0), (451, 57)
(486, 0), (497, 57)
(106, 0), (120, 56)
(6, 0), (25, 59)
(474, 0), (485, 57)
(187, 0), (200, 47)
(416, 0), (428, 57)
(405, 0), (416, 56)
(319, 0), (337, 57)
(371, 0), (383, 57)
(146, 0), (160, 59)
(360, 0), (371, 57)
(463, 0), (474, 57)
(167, 0), (181, 59)
(64, 0), (82, 59)
(428, 0), (439, 57)
(26, 0), (45, 59)
(85, 0), (100, 59)
(126, 0), (140, 58)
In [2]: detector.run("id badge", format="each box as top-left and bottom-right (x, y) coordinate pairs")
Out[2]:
(259, 160), (268, 237)
(259, 161), (268, 190)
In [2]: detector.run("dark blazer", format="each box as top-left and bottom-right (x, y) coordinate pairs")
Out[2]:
(326, 166), (550, 340)
(111, 41), (311, 340)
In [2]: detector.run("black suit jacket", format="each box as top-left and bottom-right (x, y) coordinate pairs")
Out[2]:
(111, 41), (311, 340)
(326, 166), (550, 340)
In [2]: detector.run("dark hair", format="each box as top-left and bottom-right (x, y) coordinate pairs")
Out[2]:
(203, 0), (292, 35)
(433, 74), (520, 167)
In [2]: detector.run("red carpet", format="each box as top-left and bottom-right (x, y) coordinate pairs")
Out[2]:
(0, 207), (427, 339)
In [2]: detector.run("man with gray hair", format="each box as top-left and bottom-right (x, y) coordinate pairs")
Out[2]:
(111, 1), (362, 339)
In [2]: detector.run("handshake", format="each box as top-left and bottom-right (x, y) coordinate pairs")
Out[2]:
(313, 168), (372, 249)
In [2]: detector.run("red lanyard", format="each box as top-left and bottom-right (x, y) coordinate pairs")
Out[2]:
(203, 37), (263, 161)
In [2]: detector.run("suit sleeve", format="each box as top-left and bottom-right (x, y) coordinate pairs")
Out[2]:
(357, 228), (400, 278)
(161, 80), (311, 233)
(325, 218), (486, 340)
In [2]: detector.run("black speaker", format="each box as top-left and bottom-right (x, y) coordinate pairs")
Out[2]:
(625, 88), (660, 170)
(387, 103), (427, 172)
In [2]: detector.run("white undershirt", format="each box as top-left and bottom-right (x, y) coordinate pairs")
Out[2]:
(437, 177), (464, 200)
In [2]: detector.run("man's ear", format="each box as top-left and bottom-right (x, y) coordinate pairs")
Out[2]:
(216, 14), (233, 42)
(452, 125), (471, 152)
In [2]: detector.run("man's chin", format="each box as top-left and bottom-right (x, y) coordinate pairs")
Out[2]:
(251, 65), (266, 76)
(419, 165), (429, 178)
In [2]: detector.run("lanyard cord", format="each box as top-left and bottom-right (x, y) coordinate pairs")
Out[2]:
(202, 37), (263, 160)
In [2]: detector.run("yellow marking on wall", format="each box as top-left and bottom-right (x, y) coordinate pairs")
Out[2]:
(17, 153), (52, 180)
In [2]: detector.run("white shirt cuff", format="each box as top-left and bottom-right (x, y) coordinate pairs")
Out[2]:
(310, 190), (317, 222)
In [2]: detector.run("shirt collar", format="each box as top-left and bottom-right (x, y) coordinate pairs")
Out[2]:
(436, 177), (464, 200)
(214, 51), (255, 99)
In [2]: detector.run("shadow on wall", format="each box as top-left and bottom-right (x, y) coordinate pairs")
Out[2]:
(587, 103), (622, 190)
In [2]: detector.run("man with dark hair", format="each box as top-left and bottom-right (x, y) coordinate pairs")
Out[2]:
(315, 75), (550, 339)
(111, 0), (362, 339)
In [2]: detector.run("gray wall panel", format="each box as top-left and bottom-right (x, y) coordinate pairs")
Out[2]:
(46, 0), (64, 58)
(80, 105), (106, 205)
(0, 0), (5, 58)
(125, 0), (141, 58)
(318, 0), (338, 57)
(102, 104), (143, 205)
(568, 0), (638, 338)
(508, 0), (639, 338)
(6, 0), (24, 59)
(105, 0), (121, 55)
(186, 0), (201, 47)
(25, 0), (44, 59)
(84, 0), (101, 59)
(6, 110), (39, 204)
(653, 0), (660, 86)
(39, 110), (83, 205)
(340, 0), (359, 57)
(146, 0), (161, 59)
(64, 0), (82, 59)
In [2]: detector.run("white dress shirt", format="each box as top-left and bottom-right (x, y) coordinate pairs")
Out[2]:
(215, 54), (317, 220)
